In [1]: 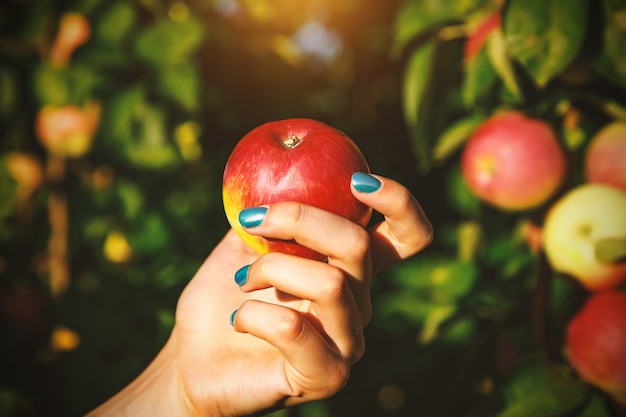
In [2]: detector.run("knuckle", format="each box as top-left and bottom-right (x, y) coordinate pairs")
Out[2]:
(316, 268), (347, 302)
(275, 309), (306, 342)
(279, 202), (306, 228)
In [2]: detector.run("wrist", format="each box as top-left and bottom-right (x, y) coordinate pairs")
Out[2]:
(85, 336), (191, 417)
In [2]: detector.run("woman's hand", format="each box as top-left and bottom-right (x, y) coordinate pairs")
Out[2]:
(86, 173), (432, 417)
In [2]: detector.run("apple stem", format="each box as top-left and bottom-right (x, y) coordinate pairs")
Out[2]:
(282, 135), (301, 149)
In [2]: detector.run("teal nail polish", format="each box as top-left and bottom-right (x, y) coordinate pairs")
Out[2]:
(351, 172), (381, 193)
(230, 309), (237, 326)
(239, 206), (268, 228)
(235, 265), (250, 286)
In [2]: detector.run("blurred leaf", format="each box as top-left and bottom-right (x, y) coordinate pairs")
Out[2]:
(495, 356), (589, 417)
(578, 392), (615, 417)
(392, 0), (487, 54)
(107, 87), (180, 169)
(462, 46), (498, 106)
(129, 212), (170, 254)
(96, 2), (136, 45)
(116, 180), (144, 219)
(486, 29), (522, 100)
(33, 65), (69, 105)
(458, 221), (482, 262)
(402, 41), (436, 171)
(391, 255), (478, 301)
(503, 0), (588, 87)
(135, 17), (204, 66)
(595, 237), (626, 263)
(433, 113), (487, 162)
(158, 63), (200, 112)
(419, 303), (456, 344)
(445, 164), (482, 217)
(0, 66), (19, 119)
(595, 1), (626, 87)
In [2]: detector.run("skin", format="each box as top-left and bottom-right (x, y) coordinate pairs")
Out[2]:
(86, 174), (433, 417)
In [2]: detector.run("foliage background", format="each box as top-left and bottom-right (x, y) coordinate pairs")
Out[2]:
(0, 0), (625, 416)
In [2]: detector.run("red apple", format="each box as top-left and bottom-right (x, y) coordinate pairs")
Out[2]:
(461, 111), (566, 211)
(585, 121), (626, 193)
(566, 291), (626, 406)
(222, 118), (372, 260)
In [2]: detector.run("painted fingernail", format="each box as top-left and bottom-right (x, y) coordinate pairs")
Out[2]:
(230, 309), (237, 326)
(351, 172), (381, 193)
(235, 265), (250, 286)
(239, 206), (268, 228)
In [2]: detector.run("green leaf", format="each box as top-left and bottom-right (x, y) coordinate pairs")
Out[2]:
(391, 255), (478, 301)
(433, 113), (487, 162)
(116, 181), (144, 219)
(445, 164), (482, 217)
(402, 41), (436, 172)
(595, 237), (626, 263)
(158, 63), (200, 112)
(129, 212), (170, 254)
(96, 2), (136, 45)
(135, 17), (204, 66)
(33, 65), (69, 105)
(392, 0), (487, 54)
(462, 46), (498, 106)
(486, 29), (522, 100)
(594, 1), (626, 87)
(496, 357), (589, 417)
(503, 0), (588, 87)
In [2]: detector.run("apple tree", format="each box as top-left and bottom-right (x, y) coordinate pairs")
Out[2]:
(373, 0), (626, 415)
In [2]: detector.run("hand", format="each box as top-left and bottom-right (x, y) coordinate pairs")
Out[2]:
(86, 173), (432, 417)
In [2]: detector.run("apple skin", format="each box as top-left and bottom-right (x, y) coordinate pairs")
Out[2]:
(585, 121), (626, 193)
(222, 118), (372, 261)
(566, 291), (626, 406)
(461, 112), (566, 211)
(542, 184), (626, 291)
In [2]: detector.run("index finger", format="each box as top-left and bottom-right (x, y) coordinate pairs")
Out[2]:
(351, 173), (433, 273)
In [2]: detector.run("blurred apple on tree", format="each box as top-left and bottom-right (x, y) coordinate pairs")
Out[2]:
(566, 291), (626, 407)
(542, 184), (626, 291)
(585, 121), (626, 193)
(461, 112), (566, 211)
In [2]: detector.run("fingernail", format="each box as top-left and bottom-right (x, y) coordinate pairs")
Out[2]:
(239, 206), (268, 228)
(351, 172), (381, 193)
(234, 265), (250, 286)
(230, 309), (237, 326)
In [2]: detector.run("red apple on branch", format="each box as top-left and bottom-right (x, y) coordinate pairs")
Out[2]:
(585, 121), (626, 193)
(566, 291), (626, 407)
(461, 111), (566, 211)
(222, 118), (372, 260)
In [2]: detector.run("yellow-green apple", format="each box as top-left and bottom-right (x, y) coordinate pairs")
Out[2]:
(566, 291), (626, 407)
(585, 121), (626, 192)
(35, 101), (100, 157)
(222, 118), (371, 261)
(542, 184), (626, 291)
(461, 111), (566, 211)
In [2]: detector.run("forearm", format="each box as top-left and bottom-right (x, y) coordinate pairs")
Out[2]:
(85, 337), (194, 417)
